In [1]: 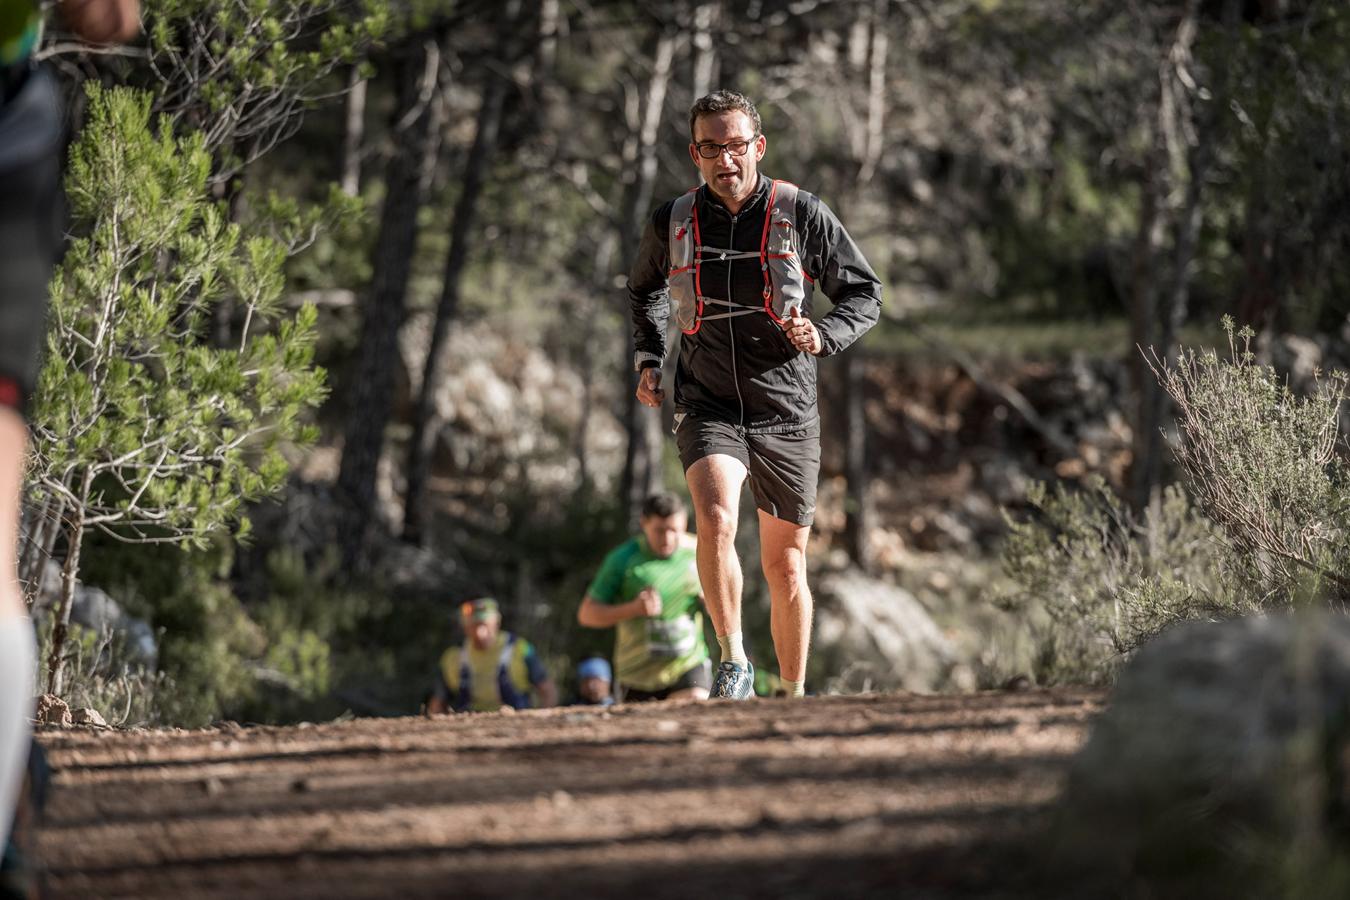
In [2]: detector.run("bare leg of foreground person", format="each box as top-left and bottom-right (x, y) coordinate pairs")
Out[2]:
(686, 456), (755, 697)
(0, 412), (36, 849)
(759, 511), (811, 696)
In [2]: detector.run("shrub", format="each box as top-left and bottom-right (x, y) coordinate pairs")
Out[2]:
(1146, 318), (1350, 603)
(1001, 321), (1350, 683)
(999, 477), (1240, 683)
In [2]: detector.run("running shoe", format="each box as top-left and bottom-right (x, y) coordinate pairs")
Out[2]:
(710, 660), (755, 700)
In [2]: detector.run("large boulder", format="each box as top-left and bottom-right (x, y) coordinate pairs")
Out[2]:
(28, 561), (157, 669)
(812, 567), (963, 693)
(1053, 613), (1350, 895)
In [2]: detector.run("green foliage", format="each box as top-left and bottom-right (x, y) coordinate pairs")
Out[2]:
(25, 83), (327, 696)
(145, 0), (390, 175)
(29, 84), (327, 549)
(1150, 319), (1350, 600)
(1000, 476), (1242, 683)
(1003, 322), (1350, 683)
(38, 623), (173, 727)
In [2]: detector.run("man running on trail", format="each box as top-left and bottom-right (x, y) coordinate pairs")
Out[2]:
(627, 91), (882, 700)
(425, 597), (558, 714)
(577, 492), (711, 702)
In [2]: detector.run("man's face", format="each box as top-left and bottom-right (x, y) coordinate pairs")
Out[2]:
(465, 613), (500, 649)
(579, 676), (611, 703)
(640, 511), (686, 559)
(689, 110), (766, 207)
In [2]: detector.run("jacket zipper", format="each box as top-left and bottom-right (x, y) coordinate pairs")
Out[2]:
(727, 212), (745, 427)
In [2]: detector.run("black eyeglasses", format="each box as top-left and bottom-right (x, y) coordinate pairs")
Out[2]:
(694, 135), (758, 159)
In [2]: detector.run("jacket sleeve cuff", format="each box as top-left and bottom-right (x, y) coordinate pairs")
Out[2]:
(634, 352), (663, 373)
(814, 323), (838, 357)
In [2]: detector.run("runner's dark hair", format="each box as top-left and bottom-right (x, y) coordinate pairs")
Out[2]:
(688, 90), (761, 140)
(641, 492), (685, 519)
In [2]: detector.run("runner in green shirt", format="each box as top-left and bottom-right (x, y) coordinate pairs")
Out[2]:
(578, 493), (711, 701)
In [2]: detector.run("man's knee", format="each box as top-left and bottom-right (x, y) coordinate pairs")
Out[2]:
(696, 502), (737, 543)
(762, 547), (807, 587)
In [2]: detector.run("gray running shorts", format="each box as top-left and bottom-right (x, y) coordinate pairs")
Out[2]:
(674, 415), (820, 527)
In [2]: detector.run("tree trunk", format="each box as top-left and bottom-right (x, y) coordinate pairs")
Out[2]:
(841, 353), (873, 573)
(46, 501), (85, 696)
(336, 34), (442, 568)
(403, 2), (522, 544)
(575, 231), (620, 501)
(839, 0), (886, 567)
(619, 31), (676, 526)
(536, 0), (560, 73)
(691, 2), (720, 98)
(1129, 0), (1200, 513)
(19, 492), (58, 603)
(1128, 143), (1168, 513)
(341, 65), (368, 198)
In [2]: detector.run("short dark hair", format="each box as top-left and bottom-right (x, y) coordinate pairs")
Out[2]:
(641, 492), (686, 520)
(689, 90), (762, 141)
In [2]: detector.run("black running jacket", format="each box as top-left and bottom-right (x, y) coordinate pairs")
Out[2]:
(628, 174), (882, 433)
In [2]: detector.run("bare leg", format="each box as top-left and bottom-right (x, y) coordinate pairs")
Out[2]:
(685, 455), (747, 640)
(0, 410), (36, 849)
(664, 686), (709, 701)
(758, 510), (812, 683)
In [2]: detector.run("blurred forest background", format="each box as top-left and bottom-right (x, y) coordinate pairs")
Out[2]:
(21, 0), (1350, 726)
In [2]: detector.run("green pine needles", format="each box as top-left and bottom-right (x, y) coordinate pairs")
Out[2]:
(26, 85), (327, 694)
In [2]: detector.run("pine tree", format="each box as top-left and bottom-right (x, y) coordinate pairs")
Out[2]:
(25, 85), (327, 694)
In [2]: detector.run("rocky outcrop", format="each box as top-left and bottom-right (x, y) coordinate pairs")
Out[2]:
(1053, 613), (1350, 892)
(28, 560), (158, 669)
(812, 567), (967, 693)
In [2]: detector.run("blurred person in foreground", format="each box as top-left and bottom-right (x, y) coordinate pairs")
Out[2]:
(578, 493), (711, 702)
(627, 90), (882, 699)
(1, 0), (140, 867)
(571, 657), (614, 707)
(425, 598), (557, 714)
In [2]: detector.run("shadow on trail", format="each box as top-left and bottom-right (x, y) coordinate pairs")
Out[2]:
(43, 753), (1074, 829)
(45, 798), (1056, 880)
(49, 711), (1092, 777)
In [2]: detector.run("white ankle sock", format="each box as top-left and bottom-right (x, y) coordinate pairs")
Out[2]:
(717, 631), (747, 666)
(783, 679), (805, 698)
(0, 617), (36, 849)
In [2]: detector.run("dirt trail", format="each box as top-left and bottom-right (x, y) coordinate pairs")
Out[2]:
(35, 690), (1103, 899)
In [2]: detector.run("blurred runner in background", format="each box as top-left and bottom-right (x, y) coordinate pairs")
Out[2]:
(426, 597), (558, 714)
(578, 493), (711, 702)
(570, 656), (614, 707)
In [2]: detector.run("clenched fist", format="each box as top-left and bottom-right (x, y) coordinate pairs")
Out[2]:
(781, 306), (821, 355)
(633, 587), (663, 618)
(636, 366), (666, 408)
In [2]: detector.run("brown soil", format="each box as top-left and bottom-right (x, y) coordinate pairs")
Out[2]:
(35, 690), (1104, 899)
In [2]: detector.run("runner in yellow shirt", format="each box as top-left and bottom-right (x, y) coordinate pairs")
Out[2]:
(426, 598), (557, 713)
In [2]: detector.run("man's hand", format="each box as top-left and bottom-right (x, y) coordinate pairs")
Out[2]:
(632, 587), (662, 618)
(781, 306), (822, 355)
(636, 366), (666, 408)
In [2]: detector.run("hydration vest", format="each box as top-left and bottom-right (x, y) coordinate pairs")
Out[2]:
(454, 634), (530, 711)
(667, 179), (811, 336)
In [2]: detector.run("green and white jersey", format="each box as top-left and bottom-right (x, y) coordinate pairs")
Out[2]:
(587, 533), (708, 692)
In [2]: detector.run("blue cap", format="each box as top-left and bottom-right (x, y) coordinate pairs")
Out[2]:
(577, 657), (612, 682)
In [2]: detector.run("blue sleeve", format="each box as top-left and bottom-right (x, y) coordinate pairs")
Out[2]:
(432, 672), (451, 705)
(522, 641), (549, 686)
